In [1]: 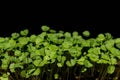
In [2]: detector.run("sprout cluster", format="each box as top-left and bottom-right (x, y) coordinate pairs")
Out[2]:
(0, 26), (120, 80)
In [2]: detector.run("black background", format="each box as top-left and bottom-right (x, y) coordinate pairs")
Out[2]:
(0, 3), (119, 38)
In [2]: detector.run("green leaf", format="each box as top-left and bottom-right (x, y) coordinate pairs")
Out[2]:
(33, 60), (42, 67)
(1, 64), (8, 70)
(105, 33), (112, 39)
(72, 31), (79, 37)
(101, 54), (110, 60)
(0, 37), (5, 42)
(35, 50), (41, 56)
(11, 32), (19, 39)
(100, 45), (107, 51)
(49, 29), (56, 33)
(39, 32), (47, 37)
(48, 45), (58, 51)
(9, 56), (19, 63)
(81, 67), (87, 73)
(1, 58), (9, 70)
(70, 59), (76, 66)
(9, 39), (16, 46)
(35, 37), (43, 44)
(43, 42), (49, 46)
(25, 73), (31, 78)
(0, 77), (8, 80)
(97, 59), (109, 64)
(77, 57), (86, 65)
(61, 56), (66, 63)
(115, 38), (120, 43)
(66, 61), (72, 67)
(9, 63), (23, 73)
(0, 73), (10, 80)
(9, 63), (15, 72)
(89, 39), (99, 47)
(115, 43), (120, 49)
(88, 47), (101, 55)
(24, 58), (32, 64)
(109, 47), (120, 58)
(18, 53), (27, 61)
(32, 68), (41, 76)
(47, 34), (58, 43)
(105, 40), (114, 50)
(4, 42), (13, 49)
(18, 37), (29, 45)
(21, 70), (31, 78)
(81, 40), (90, 47)
(58, 32), (64, 38)
(82, 30), (90, 37)
(84, 60), (93, 68)
(68, 47), (78, 57)
(27, 69), (35, 75)
(41, 26), (50, 31)
(51, 59), (56, 63)
(107, 65), (115, 74)
(49, 51), (57, 59)
(57, 55), (62, 62)
(97, 34), (105, 41)
(54, 73), (59, 79)
(15, 50), (21, 56)
(20, 70), (26, 78)
(109, 57), (117, 65)
(15, 63), (23, 69)
(64, 32), (71, 37)
(20, 29), (29, 36)
(44, 55), (50, 61)
(39, 48), (45, 56)
(66, 59), (76, 67)
(87, 54), (99, 62)
(57, 63), (63, 67)
(29, 35), (37, 42)
(38, 61), (45, 67)
(59, 30), (64, 33)
(62, 41), (72, 49)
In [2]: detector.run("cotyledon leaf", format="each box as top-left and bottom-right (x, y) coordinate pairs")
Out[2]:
(41, 26), (50, 31)
(54, 73), (59, 79)
(32, 68), (41, 76)
(107, 65), (115, 74)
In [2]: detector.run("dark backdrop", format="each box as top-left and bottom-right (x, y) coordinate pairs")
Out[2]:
(0, 5), (119, 38)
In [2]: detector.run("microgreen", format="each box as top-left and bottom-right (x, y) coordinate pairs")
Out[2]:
(0, 26), (120, 80)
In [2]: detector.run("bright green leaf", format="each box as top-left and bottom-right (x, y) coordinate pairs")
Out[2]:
(57, 63), (63, 67)
(32, 68), (41, 76)
(84, 60), (93, 68)
(81, 67), (87, 73)
(9, 63), (15, 72)
(20, 70), (26, 78)
(41, 26), (50, 31)
(77, 57), (86, 65)
(11, 32), (19, 39)
(87, 54), (99, 62)
(83, 30), (90, 37)
(66, 61), (72, 67)
(97, 59), (109, 64)
(101, 54), (110, 60)
(27, 69), (35, 75)
(15, 50), (21, 56)
(54, 73), (59, 79)
(97, 34), (105, 41)
(107, 65), (115, 74)
(70, 59), (76, 66)
(20, 29), (29, 36)
(33, 60), (41, 67)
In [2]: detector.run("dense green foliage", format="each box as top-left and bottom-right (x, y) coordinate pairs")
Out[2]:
(0, 26), (120, 80)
